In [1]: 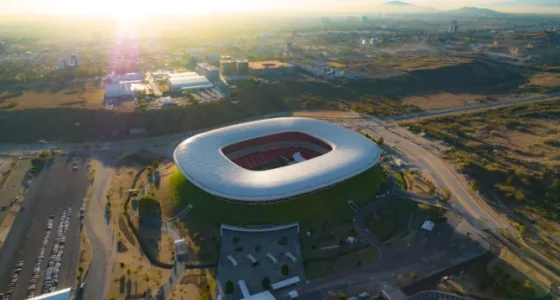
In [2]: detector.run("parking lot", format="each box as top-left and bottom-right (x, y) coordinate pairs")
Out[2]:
(0, 155), (89, 299)
(217, 226), (306, 300)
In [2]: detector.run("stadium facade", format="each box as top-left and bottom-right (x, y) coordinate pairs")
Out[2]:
(173, 117), (381, 203)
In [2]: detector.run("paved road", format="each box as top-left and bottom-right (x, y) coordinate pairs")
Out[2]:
(384, 93), (560, 122)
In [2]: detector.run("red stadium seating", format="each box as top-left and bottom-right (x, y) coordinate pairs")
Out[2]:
(222, 132), (331, 154)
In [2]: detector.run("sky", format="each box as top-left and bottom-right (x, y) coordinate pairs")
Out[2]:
(0, 0), (554, 15)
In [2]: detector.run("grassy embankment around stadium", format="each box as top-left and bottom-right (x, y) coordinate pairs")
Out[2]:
(165, 165), (387, 262)
(168, 166), (386, 226)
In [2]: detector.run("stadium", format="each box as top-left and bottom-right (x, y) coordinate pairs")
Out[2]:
(173, 117), (381, 203)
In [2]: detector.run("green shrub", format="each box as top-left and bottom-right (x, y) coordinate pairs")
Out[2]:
(281, 264), (290, 276)
(278, 236), (288, 245)
(225, 280), (234, 294)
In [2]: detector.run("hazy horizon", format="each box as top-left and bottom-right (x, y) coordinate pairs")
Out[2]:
(1, 0), (559, 17)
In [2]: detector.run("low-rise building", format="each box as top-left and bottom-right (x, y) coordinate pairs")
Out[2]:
(196, 63), (220, 81)
(169, 73), (214, 92)
(248, 60), (295, 76)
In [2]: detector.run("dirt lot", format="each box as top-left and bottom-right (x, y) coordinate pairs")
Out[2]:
(0, 85), (104, 110)
(0, 157), (31, 247)
(528, 72), (560, 87)
(402, 93), (508, 111)
(106, 153), (176, 299)
(291, 110), (359, 119)
(0, 154), (90, 299)
(167, 269), (215, 300)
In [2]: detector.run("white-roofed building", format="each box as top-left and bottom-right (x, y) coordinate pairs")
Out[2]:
(421, 220), (435, 232)
(242, 291), (276, 300)
(168, 75), (214, 92)
(173, 117), (380, 202)
(271, 276), (300, 291)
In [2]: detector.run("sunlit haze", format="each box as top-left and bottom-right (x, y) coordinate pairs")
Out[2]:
(1, 0), (559, 16)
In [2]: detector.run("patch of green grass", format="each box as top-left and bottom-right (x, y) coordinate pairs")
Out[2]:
(169, 166), (386, 227)
(393, 171), (408, 190)
(365, 197), (418, 241)
(304, 247), (379, 279)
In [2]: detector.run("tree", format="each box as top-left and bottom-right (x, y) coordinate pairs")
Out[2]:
(281, 264), (290, 276)
(377, 137), (385, 146)
(339, 293), (347, 300)
(410, 272), (417, 280)
(225, 280), (234, 294)
(262, 277), (271, 290)
(440, 189), (451, 202)
(470, 180), (479, 192)
(397, 274), (403, 281)
(428, 185), (436, 195)
(152, 161), (159, 169)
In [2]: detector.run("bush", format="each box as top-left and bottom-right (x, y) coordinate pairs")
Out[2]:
(278, 236), (288, 245)
(281, 264), (290, 276)
(120, 262), (125, 269)
(225, 280), (234, 294)
(255, 245), (262, 253)
(339, 293), (347, 300)
(235, 246), (243, 252)
(262, 277), (271, 290)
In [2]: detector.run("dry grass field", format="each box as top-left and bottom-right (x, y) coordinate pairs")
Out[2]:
(105, 154), (178, 299)
(405, 100), (560, 261)
(528, 72), (560, 87)
(166, 270), (216, 300)
(402, 93), (506, 111)
(0, 82), (104, 110)
(291, 110), (359, 119)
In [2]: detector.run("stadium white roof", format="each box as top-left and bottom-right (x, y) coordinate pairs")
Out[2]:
(29, 288), (71, 300)
(173, 117), (381, 202)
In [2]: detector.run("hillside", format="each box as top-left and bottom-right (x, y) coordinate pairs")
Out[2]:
(448, 6), (507, 17)
(377, 1), (436, 13)
(493, 0), (560, 7)
(384, 1), (414, 6)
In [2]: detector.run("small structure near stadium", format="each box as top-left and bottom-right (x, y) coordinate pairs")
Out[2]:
(173, 117), (380, 202)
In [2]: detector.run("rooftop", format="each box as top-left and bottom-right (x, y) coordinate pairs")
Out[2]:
(169, 75), (214, 90)
(248, 60), (294, 69)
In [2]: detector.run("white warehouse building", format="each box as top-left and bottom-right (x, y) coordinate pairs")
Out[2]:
(168, 72), (214, 92)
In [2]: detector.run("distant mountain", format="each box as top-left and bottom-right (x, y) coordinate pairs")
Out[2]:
(378, 1), (437, 13)
(384, 1), (414, 6)
(493, 0), (560, 7)
(448, 6), (508, 17)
